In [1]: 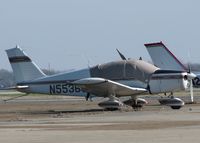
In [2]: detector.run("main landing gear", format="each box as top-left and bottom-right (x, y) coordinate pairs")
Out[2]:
(158, 92), (185, 109)
(123, 97), (148, 110)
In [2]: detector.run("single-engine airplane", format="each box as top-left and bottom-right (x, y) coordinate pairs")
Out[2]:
(4, 46), (196, 110)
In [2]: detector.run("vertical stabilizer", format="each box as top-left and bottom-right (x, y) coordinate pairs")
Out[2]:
(144, 42), (187, 71)
(6, 46), (46, 83)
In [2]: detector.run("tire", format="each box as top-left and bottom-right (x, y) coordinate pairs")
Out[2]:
(171, 106), (182, 110)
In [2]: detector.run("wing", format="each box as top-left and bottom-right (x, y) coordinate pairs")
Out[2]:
(72, 78), (147, 97)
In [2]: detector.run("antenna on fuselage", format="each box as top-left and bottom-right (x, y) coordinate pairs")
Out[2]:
(116, 49), (127, 60)
(82, 53), (91, 68)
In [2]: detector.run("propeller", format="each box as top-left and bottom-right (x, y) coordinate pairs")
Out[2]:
(186, 49), (197, 103)
(187, 63), (196, 103)
(190, 78), (194, 103)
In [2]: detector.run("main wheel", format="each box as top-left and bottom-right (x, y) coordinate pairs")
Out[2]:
(171, 106), (182, 109)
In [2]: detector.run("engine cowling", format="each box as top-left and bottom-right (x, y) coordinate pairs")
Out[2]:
(158, 97), (185, 109)
(149, 72), (188, 94)
(98, 99), (123, 110)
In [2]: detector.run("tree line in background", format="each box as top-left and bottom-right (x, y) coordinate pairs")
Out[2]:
(1, 63), (200, 88)
(0, 69), (59, 88)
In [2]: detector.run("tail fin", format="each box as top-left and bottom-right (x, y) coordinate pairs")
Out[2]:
(6, 46), (46, 83)
(144, 42), (187, 71)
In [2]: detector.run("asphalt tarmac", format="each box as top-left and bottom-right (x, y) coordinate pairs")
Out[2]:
(0, 93), (200, 143)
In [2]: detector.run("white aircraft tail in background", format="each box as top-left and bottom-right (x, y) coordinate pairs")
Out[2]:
(144, 42), (197, 103)
(144, 42), (187, 71)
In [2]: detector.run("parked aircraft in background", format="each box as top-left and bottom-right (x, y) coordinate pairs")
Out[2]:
(144, 42), (198, 103)
(144, 42), (200, 86)
(4, 46), (196, 110)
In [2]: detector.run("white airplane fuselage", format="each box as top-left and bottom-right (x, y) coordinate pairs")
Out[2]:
(17, 61), (189, 97)
(5, 46), (191, 110)
(17, 67), (147, 96)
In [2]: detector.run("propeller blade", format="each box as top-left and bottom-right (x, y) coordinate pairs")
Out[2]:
(187, 51), (195, 103)
(188, 63), (191, 73)
(190, 79), (194, 103)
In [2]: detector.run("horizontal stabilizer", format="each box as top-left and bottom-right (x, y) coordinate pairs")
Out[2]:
(0, 85), (29, 90)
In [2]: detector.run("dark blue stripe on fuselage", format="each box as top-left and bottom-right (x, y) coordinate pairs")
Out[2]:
(154, 70), (185, 74)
